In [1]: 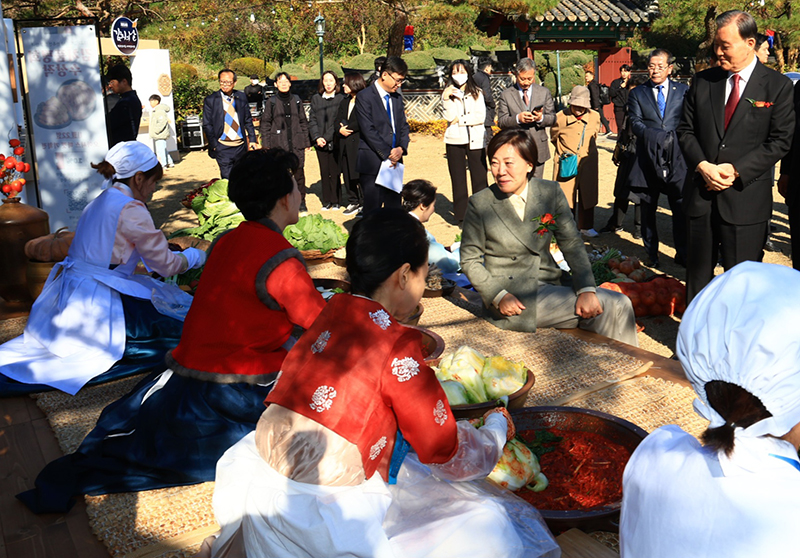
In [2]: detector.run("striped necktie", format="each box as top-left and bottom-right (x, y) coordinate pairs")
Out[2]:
(221, 94), (242, 141)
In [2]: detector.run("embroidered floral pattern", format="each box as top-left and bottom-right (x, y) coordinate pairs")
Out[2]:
(310, 385), (337, 412)
(369, 436), (388, 460)
(370, 309), (392, 330)
(433, 400), (448, 426)
(392, 356), (419, 382)
(311, 330), (331, 354)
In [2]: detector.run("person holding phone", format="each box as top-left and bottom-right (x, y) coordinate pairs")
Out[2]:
(442, 60), (489, 224)
(496, 58), (556, 179)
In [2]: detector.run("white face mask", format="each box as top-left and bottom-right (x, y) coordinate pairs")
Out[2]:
(452, 73), (468, 86)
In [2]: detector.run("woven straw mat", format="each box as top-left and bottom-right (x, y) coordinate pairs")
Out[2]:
(32, 376), (217, 558)
(417, 295), (646, 406)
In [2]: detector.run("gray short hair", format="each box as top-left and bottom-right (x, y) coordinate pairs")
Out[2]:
(716, 10), (758, 41)
(515, 58), (536, 74)
(649, 49), (674, 65)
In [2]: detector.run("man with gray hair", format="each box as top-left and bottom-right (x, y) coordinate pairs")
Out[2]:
(496, 57), (555, 178)
(677, 10), (795, 302)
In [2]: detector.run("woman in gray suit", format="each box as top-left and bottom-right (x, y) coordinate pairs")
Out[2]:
(460, 129), (638, 346)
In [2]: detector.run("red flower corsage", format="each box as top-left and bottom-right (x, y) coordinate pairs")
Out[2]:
(533, 213), (559, 236)
(745, 98), (774, 108)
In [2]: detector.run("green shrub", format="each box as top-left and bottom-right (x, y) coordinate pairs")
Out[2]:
(344, 53), (379, 70)
(542, 66), (584, 98)
(228, 57), (275, 80)
(401, 51), (435, 70)
(173, 77), (213, 121)
(426, 47), (469, 61)
(171, 63), (198, 81)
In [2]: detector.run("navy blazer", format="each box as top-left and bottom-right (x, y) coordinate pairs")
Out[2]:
(628, 79), (688, 138)
(678, 63), (795, 224)
(202, 89), (257, 155)
(354, 83), (409, 175)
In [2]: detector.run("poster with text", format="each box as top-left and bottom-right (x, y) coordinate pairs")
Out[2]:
(20, 25), (107, 232)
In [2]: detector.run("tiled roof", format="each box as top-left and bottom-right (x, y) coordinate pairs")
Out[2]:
(533, 0), (659, 25)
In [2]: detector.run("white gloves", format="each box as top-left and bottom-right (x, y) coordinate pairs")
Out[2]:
(181, 247), (207, 270)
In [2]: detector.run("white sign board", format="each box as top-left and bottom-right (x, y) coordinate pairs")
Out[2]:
(20, 25), (108, 232)
(130, 49), (178, 155)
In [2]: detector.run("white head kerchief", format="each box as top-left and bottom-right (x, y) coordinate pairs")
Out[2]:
(102, 141), (159, 189)
(677, 262), (800, 442)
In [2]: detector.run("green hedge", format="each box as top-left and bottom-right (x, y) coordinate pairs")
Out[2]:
(229, 57), (275, 80)
(426, 47), (469, 61)
(344, 53), (379, 70)
(171, 63), (198, 81)
(401, 51), (435, 70)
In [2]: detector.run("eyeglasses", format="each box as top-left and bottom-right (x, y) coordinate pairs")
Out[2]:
(385, 73), (406, 85)
(647, 65), (670, 71)
(219, 80), (234, 85)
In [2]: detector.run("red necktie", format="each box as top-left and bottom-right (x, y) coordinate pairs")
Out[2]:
(522, 88), (529, 107)
(724, 74), (740, 130)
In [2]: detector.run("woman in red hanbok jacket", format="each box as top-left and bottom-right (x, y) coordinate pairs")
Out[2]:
(203, 210), (559, 558)
(18, 149), (326, 514)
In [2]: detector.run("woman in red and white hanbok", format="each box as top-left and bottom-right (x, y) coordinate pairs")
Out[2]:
(206, 209), (558, 558)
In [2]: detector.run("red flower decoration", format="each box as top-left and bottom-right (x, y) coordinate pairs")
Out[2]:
(746, 98), (774, 108)
(533, 213), (560, 236)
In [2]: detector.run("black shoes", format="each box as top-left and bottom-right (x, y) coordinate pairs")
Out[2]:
(633, 226), (642, 239)
(599, 222), (623, 233)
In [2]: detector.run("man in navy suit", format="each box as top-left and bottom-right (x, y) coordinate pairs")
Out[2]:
(678, 10), (795, 302)
(627, 49), (689, 268)
(202, 69), (258, 179)
(355, 56), (410, 214)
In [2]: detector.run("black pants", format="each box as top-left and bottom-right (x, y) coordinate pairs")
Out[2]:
(613, 107), (626, 135)
(316, 149), (341, 205)
(361, 172), (401, 214)
(341, 154), (361, 206)
(686, 210), (768, 303)
(446, 143), (488, 222)
(291, 148), (307, 201)
(788, 188), (800, 271)
(608, 197), (641, 229)
(593, 107), (611, 133)
(215, 143), (247, 179)
(640, 187), (687, 264)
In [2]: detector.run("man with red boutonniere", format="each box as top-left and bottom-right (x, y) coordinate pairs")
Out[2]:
(460, 129), (639, 346)
(677, 10), (795, 303)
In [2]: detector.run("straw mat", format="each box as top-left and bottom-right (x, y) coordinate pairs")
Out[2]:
(567, 375), (710, 439)
(417, 295), (646, 406)
(31, 377), (218, 558)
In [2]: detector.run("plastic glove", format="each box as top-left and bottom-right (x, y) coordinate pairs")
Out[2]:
(181, 247), (207, 270)
(428, 414), (506, 482)
(483, 406), (516, 441)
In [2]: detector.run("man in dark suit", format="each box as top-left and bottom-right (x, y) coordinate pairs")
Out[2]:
(355, 56), (410, 214)
(105, 64), (142, 147)
(496, 58), (556, 178)
(777, 79), (800, 270)
(678, 10), (795, 302)
(473, 57), (496, 147)
(627, 49), (689, 268)
(202, 69), (258, 179)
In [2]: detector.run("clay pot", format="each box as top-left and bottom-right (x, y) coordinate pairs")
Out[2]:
(0, 197), (49, 304)
(26, 260), (56, 300)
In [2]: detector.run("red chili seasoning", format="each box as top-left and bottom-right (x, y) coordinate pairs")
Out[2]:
(515, 428), (631, 511)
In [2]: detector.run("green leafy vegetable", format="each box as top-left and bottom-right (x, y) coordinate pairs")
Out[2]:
(171, 179), (245, 241)
(283, 214), (348, 253)
(520, 430), (563, 459)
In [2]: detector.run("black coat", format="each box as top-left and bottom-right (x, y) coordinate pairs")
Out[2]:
(309, 93), (346, 151)
(336, 95), (360, 179)
(610, 77), (630, 108)
(260, 93), (310, 153)
(473, 70), (496, 128)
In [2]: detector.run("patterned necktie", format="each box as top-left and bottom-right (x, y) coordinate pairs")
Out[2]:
(724, 74), (741, 130)
(657, 85), (666, 118)
(385, 93), (396, 148)
(522, 87), (529, 107)
(221, 94), (241, 141)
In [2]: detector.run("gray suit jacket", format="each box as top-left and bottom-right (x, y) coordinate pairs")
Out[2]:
(460, 179), (595, 331)
(496, 84), (556, 164)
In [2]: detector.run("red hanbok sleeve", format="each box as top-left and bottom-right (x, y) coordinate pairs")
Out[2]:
(383, 329), (458, 465)
(265, 258), (325, 329)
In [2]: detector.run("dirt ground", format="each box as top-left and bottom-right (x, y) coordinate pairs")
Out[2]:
(149, 133), (794, 359)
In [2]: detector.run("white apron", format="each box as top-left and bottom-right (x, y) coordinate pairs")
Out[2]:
(0, 186), (186, 395)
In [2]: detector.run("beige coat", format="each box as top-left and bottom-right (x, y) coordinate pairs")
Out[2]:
(550, 108), (601, 210)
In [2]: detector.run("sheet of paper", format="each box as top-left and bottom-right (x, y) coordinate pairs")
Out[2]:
(376, 160), (404, 193)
